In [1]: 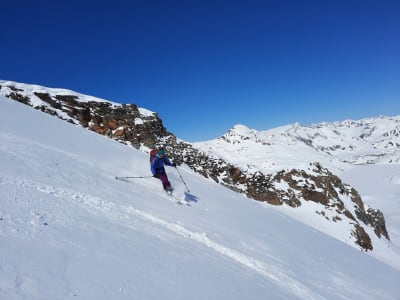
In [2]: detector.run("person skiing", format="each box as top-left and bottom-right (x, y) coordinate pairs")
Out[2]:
(150, 148), (176, 194)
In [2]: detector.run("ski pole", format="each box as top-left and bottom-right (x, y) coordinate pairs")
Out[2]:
(175, 167), (190, 193)
(115, 176), (153, 180)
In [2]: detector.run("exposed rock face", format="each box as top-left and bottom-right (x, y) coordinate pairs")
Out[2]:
(179, 157), (389, 251)
(0, 81), (390, 251)
(1, 85), (171, 149)
(35, 93), (170, 148)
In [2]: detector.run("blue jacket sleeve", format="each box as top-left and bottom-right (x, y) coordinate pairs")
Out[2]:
(150, 157), (157, 175)
(163, 157), (173, 166)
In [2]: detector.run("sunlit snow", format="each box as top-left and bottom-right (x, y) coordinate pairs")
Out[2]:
(1, 97), (399, 300)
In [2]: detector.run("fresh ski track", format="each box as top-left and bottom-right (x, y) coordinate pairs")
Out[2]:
(5, 176), (326, 300)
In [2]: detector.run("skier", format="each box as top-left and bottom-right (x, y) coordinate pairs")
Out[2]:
(150, 148), (176, 194)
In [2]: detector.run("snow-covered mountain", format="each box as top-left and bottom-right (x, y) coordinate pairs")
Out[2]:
(194, 119), (400, 260)
(1, 80), (399, 259)
(0, 80), (169, 148)
(1, 93), (400, 299)
(195, 118), (400, 175)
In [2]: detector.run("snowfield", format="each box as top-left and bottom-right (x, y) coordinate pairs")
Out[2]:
(1, 96), (400, 299)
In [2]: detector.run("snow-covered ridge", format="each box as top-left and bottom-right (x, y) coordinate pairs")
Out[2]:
(0, 80), (165, 149)
(0, 80), (117, 104)
(195, 115), (400, 175)
(0, 80), (155, 116)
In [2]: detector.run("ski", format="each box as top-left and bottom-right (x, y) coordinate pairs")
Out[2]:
(173, 196), (190, 206)
(115, 176), (189, 205)
(165, 191), (190, 206)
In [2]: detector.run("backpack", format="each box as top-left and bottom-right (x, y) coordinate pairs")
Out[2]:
(149, 149), (157, 163)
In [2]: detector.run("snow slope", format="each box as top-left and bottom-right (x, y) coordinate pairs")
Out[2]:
(341, 164), (400, 267)
(1, 96), (400, 300)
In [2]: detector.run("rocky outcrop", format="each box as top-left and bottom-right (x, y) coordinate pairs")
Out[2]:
(0, 81), (390, 251)
(2, 85), (30, 105)
(0, 84), (172, 149)
(156, 136), (389, 251)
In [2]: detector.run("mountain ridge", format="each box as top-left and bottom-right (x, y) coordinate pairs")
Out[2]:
(1, 80), (397, 255)
(200, 115), (400, 173)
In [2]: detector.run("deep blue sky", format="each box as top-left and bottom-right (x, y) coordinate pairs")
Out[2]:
(1, 0), (399, 141)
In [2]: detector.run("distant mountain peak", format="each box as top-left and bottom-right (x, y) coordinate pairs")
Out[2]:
(231, 124), (252, 132)
(212, 114), (400, 168)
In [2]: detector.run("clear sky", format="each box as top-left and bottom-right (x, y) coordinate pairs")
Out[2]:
(1, 0), (399, 142)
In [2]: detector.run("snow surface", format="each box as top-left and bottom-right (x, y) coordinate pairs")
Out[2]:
(341, 164), (400, 267)
(1, 96), (400, 299)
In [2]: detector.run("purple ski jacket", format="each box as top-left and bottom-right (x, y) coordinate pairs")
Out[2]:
(151, 155), (174, 175)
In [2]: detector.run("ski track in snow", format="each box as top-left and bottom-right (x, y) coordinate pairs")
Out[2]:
(3, 176), (326, 300)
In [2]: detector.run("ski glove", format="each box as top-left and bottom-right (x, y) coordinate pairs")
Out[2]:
(153, 174), (159, 178)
